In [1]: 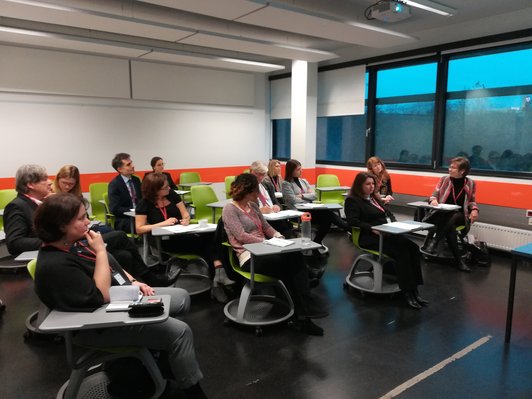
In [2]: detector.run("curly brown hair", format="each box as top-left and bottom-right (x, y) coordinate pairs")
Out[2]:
(230, 173), (259, 201)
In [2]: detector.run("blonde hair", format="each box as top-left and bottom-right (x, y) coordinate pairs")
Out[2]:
(53, 165), (82, 197)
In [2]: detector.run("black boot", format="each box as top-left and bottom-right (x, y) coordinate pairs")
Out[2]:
(141, 270), (177, 287)
(183, 382), (208, 399)
(457, 260), (471, 273)
(424, 240), (438, 254)
(414, 288), (429, 306)
(292, 318), (324, 336)
(404, 291), (422, 309)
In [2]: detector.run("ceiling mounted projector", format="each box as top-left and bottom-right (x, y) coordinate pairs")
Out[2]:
(366, 1), (412, 22)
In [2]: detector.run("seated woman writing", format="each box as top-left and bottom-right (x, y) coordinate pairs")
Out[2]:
(282, 159), (349, 255)
(223, 173), (327, 335)
(423, 156), (479, 272)
(135, 173), (225, 280)
(344, 172), (427, 310)
(33, 194), (207, 399)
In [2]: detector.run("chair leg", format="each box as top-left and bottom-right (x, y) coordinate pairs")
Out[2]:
(275, 280), (295, 311)
(134, 347), (167, 399)
(372, 262), (384, 292)
(236, 283), (253, 323)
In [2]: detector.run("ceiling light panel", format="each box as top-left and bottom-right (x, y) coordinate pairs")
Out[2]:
(0, 1), (193, 42)
(401, 0), (456, 16)
(140, 51), (285, 73)
(181, 33), (337, 63)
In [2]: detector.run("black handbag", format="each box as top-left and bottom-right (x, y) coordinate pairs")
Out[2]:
(128, 300), (164, 317)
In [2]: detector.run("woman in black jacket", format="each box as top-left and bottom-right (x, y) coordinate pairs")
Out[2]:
(344, 172), (427, 309)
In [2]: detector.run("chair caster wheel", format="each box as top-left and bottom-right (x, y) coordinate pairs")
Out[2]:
(359, 290), (366, 298)
(23, 331), (33, 341)
(223, 318), (230, 327)
(254, 327), (263, 337)
(343, 282), (348, 290)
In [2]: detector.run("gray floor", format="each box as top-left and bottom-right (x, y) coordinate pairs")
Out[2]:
(1, 232), (531, 399)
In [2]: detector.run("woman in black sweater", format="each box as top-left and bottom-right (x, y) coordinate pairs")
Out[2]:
(344, 172), (427, 309)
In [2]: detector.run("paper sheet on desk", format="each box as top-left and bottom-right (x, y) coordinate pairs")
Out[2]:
(385, 222), (419, 231)
(265, 238), (294, 247)
(298, 203), (326, 208)
(436, 204), (460, 210)
(161, 224), (199, 233)
(263, 210), (303, 220)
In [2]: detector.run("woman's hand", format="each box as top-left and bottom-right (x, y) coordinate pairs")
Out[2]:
(84, 230), (106, 254)
(383, 195), (394, 204)
(180, 216), (190, 226)
(162, 217), (178, 226)
(132, 281), (155, 296)
(429, 199), (439, 206)
(260, 206), (273, 214)
(371, 229), (381, 236)
(469, 210), (479, 224)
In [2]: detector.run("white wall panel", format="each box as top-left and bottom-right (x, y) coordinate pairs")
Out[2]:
(131, 61), (256, 106)
(318, 65), (366, 116)
(0, 45), (130, 98)
(270, 77), (291, 119)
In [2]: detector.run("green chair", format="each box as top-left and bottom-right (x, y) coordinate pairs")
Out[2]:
(101, 192), (115, 228)
(0, 189), (17, 230)
(26, 259), (167, 399)
(178, 172), (201, 203)
(88, 183), (109, 224)
(224, 176), (235, 199)
(222, 242), (294, 336)
(190, 185), (219, 224)
(344, 227), (400, 295)
(316, 174), (346, 205)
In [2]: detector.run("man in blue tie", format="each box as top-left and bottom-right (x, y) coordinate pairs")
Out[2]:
(108, 153), (141, 233)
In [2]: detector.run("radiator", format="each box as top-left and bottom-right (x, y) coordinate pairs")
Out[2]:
(469, 222), (532, 252)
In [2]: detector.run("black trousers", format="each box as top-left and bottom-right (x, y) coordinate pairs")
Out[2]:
(360, 233), (423, 291)
(309, 209), (349, 244)
(102, 230), (149, 278)
(425, 211), (466, 262)
(242, 252), (311, 315)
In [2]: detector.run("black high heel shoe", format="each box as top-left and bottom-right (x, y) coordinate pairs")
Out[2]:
(414, 289), (429, 306)
(404, 291), (422, 310)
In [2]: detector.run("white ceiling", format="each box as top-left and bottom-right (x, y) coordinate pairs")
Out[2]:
(0, 0), (531, 73)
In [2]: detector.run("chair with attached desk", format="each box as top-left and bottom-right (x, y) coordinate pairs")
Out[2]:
(27, 259), (167, 399)
(344, 227), (400, 295)
(178, 172), (200, 204)
(222, 241), (295, 336)
(316, 174), (345, 205)
(0, 188), (17, 231)
(190, 185), (220, 224)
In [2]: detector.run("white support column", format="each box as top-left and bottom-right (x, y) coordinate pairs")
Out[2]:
(291, 60), (317, 171)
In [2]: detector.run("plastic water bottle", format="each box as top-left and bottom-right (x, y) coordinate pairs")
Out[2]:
(301, 212), (312, 245)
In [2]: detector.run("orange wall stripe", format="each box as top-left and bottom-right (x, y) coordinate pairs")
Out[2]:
(2, 166), (529, 209)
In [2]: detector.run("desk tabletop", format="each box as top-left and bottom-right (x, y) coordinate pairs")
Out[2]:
(316, 186), (350, 192)
(407, 201), (460, 211)
(39, 295), (170, 332)
(0, 230), (5, 242)
(511, 243), (532, 258)
(152, 223), (216, 236)
(206, 199), (231, 209)
(373, 220), (434, 235)
(244, 238), (321, 256)
(263, 210), (303, 221)
(179, 182), (212, 187)
(295, 203), (343, 210)
(124, 210), (136, 217)
(0, 209), (3, 216)
(175, 190), (190, 195)
(15, 250), (39, 262)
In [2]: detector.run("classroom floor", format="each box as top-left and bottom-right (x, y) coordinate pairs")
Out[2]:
(0, 232), (531, 399)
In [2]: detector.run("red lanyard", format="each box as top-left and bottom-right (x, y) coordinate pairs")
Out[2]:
(370, 197), (385, 213)
(159, 205), (168, 220)
(271, 176), (280, 192)
(451, 179), (466, 204)
(48, 241), (97, 262)
(240, 206), (263, 232)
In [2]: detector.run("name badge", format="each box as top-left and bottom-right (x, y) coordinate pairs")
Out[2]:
(113, 272), (127, 285)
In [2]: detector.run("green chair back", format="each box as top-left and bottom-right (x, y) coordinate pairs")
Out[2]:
(351, 227), (391, 260)
(224, 176), (235, 199)
(27, 259), (37, 280)
(316, 174), (344, 204)
(191, 185), (219, 223)
(102, 192), (115, 228)
(89, 183), (109, 223)
(179, 172), (200, 203)
(222, 242), (277, 283)
(0, 189), (17, 230)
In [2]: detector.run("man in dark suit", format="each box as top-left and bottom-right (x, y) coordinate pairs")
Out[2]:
(108, 153), (141, 233)
(4, 164), (52, 256)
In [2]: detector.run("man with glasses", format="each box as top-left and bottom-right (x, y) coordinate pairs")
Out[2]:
(4, 164), (52, 256)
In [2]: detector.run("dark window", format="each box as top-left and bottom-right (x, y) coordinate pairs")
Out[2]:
(272, 119), (291, 160)
(444, 47), (532, 172)
(316, 115), (366, 163)
(374, 63), (437, 165)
